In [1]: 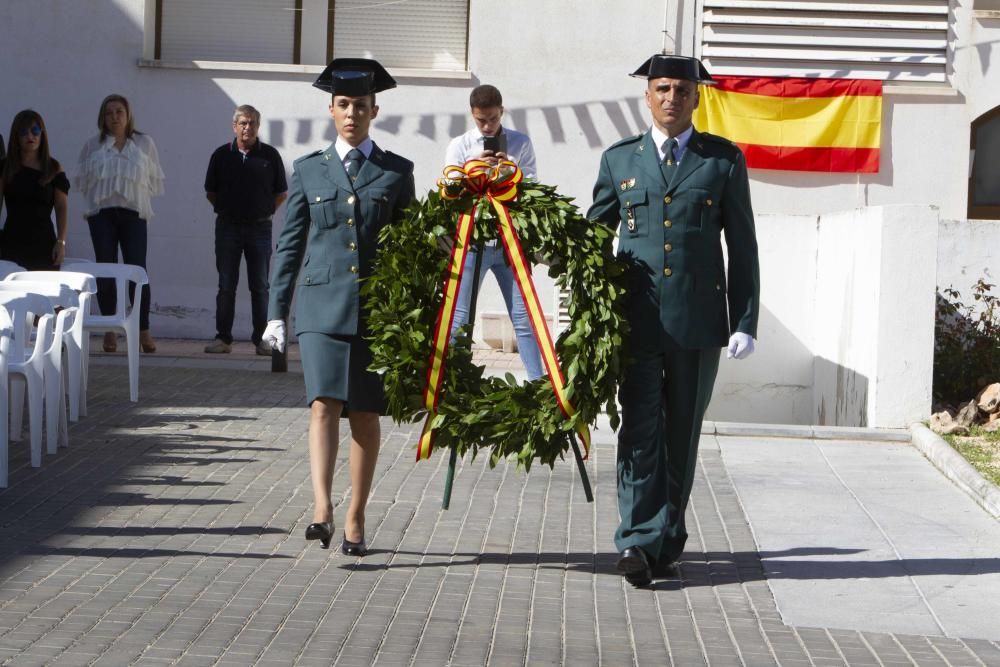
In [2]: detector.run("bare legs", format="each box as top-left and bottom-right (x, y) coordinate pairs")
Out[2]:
(308, 398), (381, 542)
(308, 398), (342, 524)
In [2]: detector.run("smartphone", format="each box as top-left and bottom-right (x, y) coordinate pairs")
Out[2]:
(483, 133), (506, 154)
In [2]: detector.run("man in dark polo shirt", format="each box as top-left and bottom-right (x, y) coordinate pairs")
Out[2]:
(205, 104), (288, 354)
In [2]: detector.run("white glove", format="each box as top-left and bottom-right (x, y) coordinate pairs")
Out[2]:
(263, 319), (287, 353)
(727, 332), (755, 360)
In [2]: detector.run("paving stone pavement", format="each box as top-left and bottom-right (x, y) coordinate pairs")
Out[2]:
(1, 364), (999, 666)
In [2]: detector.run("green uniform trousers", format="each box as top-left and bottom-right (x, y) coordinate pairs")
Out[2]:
(614, 332), (720, 565)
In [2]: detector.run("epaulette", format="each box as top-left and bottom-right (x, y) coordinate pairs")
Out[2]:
(608, 133), (644, 151)
(293, 149), (326, 166)
(699, 132), (736, 147)
(381, 149), (415, 171)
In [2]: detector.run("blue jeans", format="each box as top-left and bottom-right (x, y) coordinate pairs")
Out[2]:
(451, 244), (545, 380)
(214, 219), (272, 345)
(87, 208), (151, 331)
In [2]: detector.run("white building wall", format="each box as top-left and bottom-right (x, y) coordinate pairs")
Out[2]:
(709, 206), (938, 428)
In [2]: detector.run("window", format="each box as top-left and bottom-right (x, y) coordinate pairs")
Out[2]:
(158, 0), (299, 64)
(969, 107), (1000, 219)
(151, 0), (469, 71)
(700, 0), (949, 82)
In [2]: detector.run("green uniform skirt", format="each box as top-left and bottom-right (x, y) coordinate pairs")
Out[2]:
(297, 332), (386, 416)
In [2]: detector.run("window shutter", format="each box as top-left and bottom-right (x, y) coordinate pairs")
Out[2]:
(701, 0), (949, 82)
(160, 0), (297, 64)
(332, 0), (468, 71)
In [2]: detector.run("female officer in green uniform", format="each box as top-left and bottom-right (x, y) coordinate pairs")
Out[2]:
(263, 59), (416, 555)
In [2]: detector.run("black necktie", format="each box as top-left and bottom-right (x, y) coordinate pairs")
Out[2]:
(660, 138), (677, 185)
(346, 148), (364, 181)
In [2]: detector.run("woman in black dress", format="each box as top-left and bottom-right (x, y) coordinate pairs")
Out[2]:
(0, 110), (69, 270)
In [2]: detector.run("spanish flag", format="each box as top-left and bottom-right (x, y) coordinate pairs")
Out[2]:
(692, 76), (882, 173)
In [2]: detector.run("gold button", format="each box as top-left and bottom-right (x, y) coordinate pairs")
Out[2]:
(664, 195), (672, 204)
(664, 267), (672, 277)
(346, 218), (354, 226)
(664, 243), (672, 252)
(305, 276), (312, 284)
(663, 220), (672, 228)
(350, 265), (358, 273)
(706, 199), (713, 206)
(347, 195), (355, 205)
(315, 196), (321, 202)
(624, 199), (631, 207)
(348, 242), (357, 250)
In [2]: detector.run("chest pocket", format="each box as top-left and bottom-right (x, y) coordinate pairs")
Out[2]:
(308, 189), (339, 229)
(367, 187), (391, 227)
(672, 187), (713, 233)
(618, 187), (649, 238)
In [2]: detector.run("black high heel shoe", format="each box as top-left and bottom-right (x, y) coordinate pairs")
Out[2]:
(341, 534), (368, 557)
(305, 521), (334, 549)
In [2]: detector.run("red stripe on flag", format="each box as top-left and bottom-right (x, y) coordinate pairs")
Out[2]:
(738, 143), (880, 173)
(712, 76), (882, 99)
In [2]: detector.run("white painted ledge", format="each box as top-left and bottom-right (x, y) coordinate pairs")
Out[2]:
(136, 59), (472, 80)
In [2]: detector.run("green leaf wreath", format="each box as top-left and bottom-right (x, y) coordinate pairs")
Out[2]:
(364, 181), (630, 470)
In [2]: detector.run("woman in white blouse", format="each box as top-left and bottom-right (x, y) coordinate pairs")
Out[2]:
(76, 94), (164, 353)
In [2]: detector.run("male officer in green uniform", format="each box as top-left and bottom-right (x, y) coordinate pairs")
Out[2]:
(587, 54), (760, 587)
(263, 59), (415, 555)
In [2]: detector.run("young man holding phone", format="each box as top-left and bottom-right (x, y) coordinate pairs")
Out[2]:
(444, 84), (543, 380)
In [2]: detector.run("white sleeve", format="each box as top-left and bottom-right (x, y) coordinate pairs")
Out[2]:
(444, 135), (466, 171)
(517, 135), (537, 181)
(140, 135), (166, 197)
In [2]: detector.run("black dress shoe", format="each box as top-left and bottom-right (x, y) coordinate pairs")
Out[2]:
(341, 535), (368, 557)
(304, 521), (333, 549)
(616, 547), (652, 588)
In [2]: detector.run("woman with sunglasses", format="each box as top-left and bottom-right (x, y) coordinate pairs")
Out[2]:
(0, 110), (69, 271)
(76, 94), (164, 353)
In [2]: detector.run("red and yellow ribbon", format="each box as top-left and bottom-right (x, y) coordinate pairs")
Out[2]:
(417, 159), (591, 461)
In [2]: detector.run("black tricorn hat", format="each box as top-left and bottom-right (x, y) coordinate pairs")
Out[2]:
(313, 58), (397, 96)
(631, 54), (716, 85)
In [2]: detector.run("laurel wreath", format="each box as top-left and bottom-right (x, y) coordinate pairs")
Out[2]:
(364, 181), (630, 469)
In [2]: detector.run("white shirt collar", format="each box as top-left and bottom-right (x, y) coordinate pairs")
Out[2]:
(335, 136), (373, 162)
(650, 124), (694, 162)
(101, 135), (135, 155)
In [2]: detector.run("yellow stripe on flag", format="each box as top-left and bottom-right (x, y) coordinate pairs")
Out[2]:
(693, 87), (882, 149)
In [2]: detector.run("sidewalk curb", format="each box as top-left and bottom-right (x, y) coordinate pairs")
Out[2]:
(910, 422), (1000, 519)
(703, 421), (911, 442)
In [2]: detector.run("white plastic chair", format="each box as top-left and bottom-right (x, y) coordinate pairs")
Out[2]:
(0, 292), (57, 467)
(62, 261), (147, 402)
(0, 261), (26, 279)
(4, 271), (97, 421)
(0, 286), (75, 457)
(0, 307), (12, 487)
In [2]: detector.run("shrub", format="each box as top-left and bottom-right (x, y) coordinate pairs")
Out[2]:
(934, 277), (1000, 404)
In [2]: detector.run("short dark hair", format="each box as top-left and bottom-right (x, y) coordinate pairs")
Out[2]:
(469, 85), (502, 110)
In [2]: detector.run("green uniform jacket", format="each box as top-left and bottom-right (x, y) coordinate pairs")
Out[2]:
(587, 128), (759, 349)
(268, 142), (415, 335)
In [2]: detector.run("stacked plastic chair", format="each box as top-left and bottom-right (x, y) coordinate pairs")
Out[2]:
(62, 261), (147, 403)
(4, 271), (97, 421)
(0, 306), (12, 487)
(0, 292), (63, 468)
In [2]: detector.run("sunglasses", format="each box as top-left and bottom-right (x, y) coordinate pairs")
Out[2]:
(18, 125), (42, 137)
